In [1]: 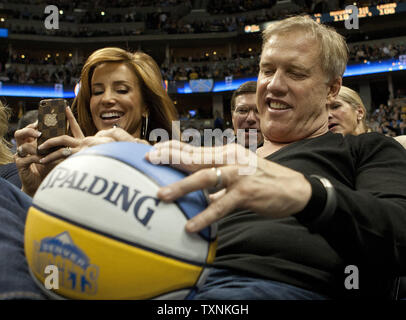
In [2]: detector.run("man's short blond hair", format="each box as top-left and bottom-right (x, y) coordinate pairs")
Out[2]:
(262, 15), (348, 83)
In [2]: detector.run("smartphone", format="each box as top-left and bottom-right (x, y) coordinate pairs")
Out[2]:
(37, 99), (68, 156)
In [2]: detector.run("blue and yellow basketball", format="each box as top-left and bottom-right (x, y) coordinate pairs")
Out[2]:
(24, 142), (217, 299)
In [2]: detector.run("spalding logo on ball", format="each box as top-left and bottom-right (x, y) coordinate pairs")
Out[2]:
(24, 142), (217, 299)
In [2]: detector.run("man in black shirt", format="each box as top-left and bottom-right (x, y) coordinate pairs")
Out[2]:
(146, 15), (406, 299)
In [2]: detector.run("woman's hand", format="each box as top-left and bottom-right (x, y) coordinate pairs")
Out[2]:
(145, 140), (312, 233)
(37, 106), (85, 164)
(14, 121), (46, 196)
(14, 106), (84, 196)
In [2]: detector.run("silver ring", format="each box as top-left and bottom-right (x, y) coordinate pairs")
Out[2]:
(211, 167), (223, 189)
(61, 147), (72, 157)
(17, 146), (27, 158)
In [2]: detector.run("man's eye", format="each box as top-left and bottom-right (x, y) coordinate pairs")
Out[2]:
(262, 69), (274, 76)
(236, 109), (248, 114)
(117, 89), (128, 94)
(290, 72), (306, 79)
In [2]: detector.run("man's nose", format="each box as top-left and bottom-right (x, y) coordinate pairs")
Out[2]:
(266, 70), (288, 96)
(245, 109), (259, 123)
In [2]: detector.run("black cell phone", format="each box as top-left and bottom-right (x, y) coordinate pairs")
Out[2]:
(37, 99), (68, 156)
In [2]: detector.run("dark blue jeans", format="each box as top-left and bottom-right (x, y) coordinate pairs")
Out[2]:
(0, 178), (46, 299)
(194, 268), (328, 300)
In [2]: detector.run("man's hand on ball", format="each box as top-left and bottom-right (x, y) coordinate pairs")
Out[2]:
(146, 140), (312, 233)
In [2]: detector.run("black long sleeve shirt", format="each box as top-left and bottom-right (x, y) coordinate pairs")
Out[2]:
(212, 132), (406, 299)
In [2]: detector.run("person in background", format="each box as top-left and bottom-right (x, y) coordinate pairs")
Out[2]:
(213, 111), (225, 131)
(0, 101), (21, 188)
(328, 86), (406, 149)
(7, 110), (39, 155)
(327, 86), (368, 136)
(17, 110), (38, 131)
(230, 81), (264, 148)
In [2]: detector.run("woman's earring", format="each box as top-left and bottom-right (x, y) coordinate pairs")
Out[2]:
(141, 114), (149, 140)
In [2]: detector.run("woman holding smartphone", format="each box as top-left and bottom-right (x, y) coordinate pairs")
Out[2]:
(14, 47), (178, 196)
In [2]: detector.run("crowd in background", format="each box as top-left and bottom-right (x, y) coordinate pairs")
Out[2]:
(0, 53), (81, 86)
(160, 49), (260, 81)
(2, 0), (405, 39)
(0, 0), (308, 37)
(349, 43), (406, 63)
(2, 40), (405, 84)
(1, 39), (405, 86)
(4, 0), (186, 9)
(368, 99), (406, 137)
(2, 6), (279, 37)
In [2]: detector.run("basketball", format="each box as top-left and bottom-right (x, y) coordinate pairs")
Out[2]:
(24, 142), (217, 300)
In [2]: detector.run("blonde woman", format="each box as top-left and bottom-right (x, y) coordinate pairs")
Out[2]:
(327, 86), (369, 135)
(328, 86), (406, 151)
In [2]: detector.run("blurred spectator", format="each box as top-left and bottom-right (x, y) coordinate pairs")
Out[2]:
(348, 42), (406, 64)
(0, 102), (13, 165)
(213, 111), (225, 130)
(367, 100), (406, 137)
(0, 101), (21, 188)
(17, 110), (38, 130)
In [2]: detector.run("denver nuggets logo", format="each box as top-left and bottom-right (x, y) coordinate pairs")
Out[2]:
(31, 232), (99, 295)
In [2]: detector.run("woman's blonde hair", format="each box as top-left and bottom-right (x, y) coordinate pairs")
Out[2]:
(71, 47), (178, 139)
(0, 101), (14, 165)
(338, 86), (369, 133)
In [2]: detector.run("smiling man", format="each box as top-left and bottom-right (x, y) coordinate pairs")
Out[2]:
(256, 19), (345, 153)
(147, 15), (406, 300)
(230, 81), (264, 148)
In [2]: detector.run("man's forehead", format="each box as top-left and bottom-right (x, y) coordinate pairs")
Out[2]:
(260, 34), (321, 69)
(266, 29), (316, 44)
(235, 93), (256, 105)
(262, 31), (320, 57)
